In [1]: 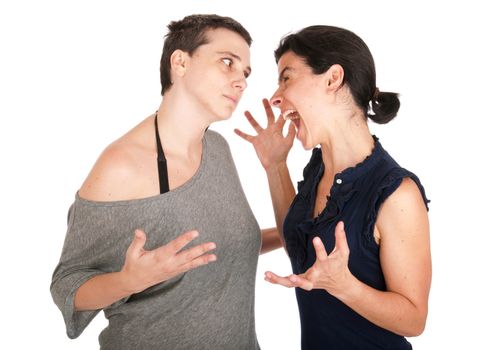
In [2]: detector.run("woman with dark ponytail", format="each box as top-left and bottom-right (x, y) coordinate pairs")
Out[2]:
(236, 25), (431, 350)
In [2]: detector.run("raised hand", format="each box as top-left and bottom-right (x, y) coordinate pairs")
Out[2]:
(121, 229), (217, 294)
(235, 98), (296, 170)
(264, 222), (352, 294)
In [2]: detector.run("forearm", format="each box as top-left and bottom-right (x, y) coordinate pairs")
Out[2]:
(265, 162), (296, 243)
(335, 276), (428, 337)
(260, 227), (283, 254)
(74, 271), (133, 311)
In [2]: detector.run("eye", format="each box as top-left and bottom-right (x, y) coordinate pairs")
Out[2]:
(221, 58), (233, 67)
(279, 75), (290, 85)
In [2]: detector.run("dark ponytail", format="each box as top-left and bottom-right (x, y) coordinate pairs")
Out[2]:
(369, 90), (400, 124)
(275, 25), (400, 124)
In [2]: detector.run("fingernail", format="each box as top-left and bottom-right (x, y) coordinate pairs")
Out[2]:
(209, 255), (217, 262)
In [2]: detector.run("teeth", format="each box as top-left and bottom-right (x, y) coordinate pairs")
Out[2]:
(282, 109), (300, 120)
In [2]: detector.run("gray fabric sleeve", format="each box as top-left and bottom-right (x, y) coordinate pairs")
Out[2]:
(50, 268), (103, 339)
(51, 131), (262, 348)
(50, 200), (130, 339)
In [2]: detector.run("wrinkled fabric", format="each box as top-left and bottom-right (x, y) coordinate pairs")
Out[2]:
(51, 130), (261, 350)
(284, 136), (429, 350)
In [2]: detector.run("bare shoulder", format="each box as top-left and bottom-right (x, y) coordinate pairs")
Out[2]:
(78, 140), (140, 201)
(376, 180), (431, 323)
(79, 118), (156, 201)
(376, 177), (429, 241)
(380, 177), (427, 217)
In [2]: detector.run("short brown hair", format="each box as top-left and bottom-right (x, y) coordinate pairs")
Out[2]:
(160, 14), (252, 95)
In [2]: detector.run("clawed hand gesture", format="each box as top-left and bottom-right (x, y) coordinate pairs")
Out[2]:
(121, 229), (217, 294)
(235, 98), (296, 170)
(265, 222), (352, 294)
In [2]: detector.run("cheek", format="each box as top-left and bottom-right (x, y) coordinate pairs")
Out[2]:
(208, 70), (231, 90)
(287, 80), (313, 104)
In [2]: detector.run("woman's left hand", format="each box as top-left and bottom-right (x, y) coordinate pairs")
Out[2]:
(265, 221), (353, 295)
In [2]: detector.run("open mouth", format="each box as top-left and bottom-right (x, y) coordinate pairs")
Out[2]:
(282, 109), (300, 121)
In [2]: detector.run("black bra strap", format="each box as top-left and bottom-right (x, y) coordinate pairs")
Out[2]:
(154, 112), (169, 194)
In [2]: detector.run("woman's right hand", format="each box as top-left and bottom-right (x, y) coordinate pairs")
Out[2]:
(121, 229), (217, 294)
(235, 98), (296, 170)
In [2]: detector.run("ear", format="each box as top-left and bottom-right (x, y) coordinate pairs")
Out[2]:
(326, 64), (344, 93)
(170, 49), (189, 77)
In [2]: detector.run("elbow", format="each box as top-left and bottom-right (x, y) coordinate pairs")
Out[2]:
(404, 321), (426, 337)
(260, 228), (284, 254)
(401, 311), (428, 337)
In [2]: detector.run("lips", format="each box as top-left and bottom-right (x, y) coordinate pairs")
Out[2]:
(281, 109), (302, 139)
(292, 118), (301, 129)
(223, 95), (239, 104)
(282, 109), (300, 120)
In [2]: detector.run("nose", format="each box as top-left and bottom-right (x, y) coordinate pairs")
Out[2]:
(233, 76), (247, 92)
(269, 89), (282, 108)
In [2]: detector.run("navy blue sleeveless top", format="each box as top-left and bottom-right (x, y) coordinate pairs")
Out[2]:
(283, 136), (429, 350)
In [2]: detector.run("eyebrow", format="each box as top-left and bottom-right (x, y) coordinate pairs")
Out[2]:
(217, 51), (252, 78)
(278, 67), (293, 84)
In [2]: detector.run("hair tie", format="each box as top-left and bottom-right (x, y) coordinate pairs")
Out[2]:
(373, 87), (380, 100)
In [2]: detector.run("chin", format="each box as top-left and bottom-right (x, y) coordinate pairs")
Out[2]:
(220, 110), (234, 120)
(299, 136), (316, 150)
(212, 110), (233, 123)
(296, 131), (310, 150)
(301, 142), (315, 150)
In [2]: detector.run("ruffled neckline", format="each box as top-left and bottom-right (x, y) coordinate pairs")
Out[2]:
(285, 136), (384, 267)
(309, 135), (381, 220)
(316, 135), (381, 188)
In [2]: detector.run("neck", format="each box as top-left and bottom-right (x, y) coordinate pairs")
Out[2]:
(319, 110), (374, 175)
(155, 92), (210, 158)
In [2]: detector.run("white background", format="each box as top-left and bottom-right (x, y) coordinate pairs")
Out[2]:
(1, 0), (480, 349)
